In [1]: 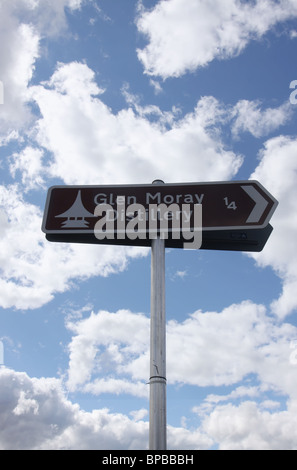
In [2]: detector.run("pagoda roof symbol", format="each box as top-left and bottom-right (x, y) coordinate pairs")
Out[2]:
(55, 190), (95, 228)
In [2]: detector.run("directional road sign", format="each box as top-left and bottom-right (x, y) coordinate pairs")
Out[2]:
(42, 180), (278, 251)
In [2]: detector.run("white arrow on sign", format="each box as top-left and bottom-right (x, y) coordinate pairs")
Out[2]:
(241, 185), (269, 224)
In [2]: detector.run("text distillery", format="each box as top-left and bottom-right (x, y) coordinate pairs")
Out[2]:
(93, 196), (202, 249)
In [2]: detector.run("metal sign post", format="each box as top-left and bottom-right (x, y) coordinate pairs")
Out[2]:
(149, 180), (167, 451)
(149, 236), (166, 450)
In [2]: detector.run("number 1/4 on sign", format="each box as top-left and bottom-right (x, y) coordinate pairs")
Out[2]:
(224, 197), (237, 211)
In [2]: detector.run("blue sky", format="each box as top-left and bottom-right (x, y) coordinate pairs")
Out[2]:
(1, 0), (297, 450)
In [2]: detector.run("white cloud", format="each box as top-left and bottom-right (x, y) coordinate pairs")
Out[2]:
(0, 0), (85, 133)
(30, 63), (242, 185)
(83, 378), (148, 398)
(149, 79), (163, 95)
(3, 300), (295, 449)
(231, 100), (293, 139)
(65, 302), (297, 400)
(45, 61), (105, 98)
(0, 367), (148, 450)
(9, 146), (45, 190)
(0, 19), (39, 129)
(0, 185), (147, 310)
(130, 408), (148, 422)
(167, 424), (212, 450)
(66, 309), (150, 392)
(174, 270), (188, 280)
(250, 135), (297, 318)
(3, 52), (284, 199)
(0, 367), (212, 450)
(13, 390), (39, 416)
(0, 368), (75, 450)
(0, 0), (85, 37)
(2, 364), (297, 449)
(136, 0), (297, 79)
(201, 400), (297, 450)
(167, 301), (297, 396)
(27, 69), (292, 190)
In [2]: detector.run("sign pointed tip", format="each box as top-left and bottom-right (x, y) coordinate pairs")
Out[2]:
(241, 185), (269, 223)
(241, 183), (278, 226)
